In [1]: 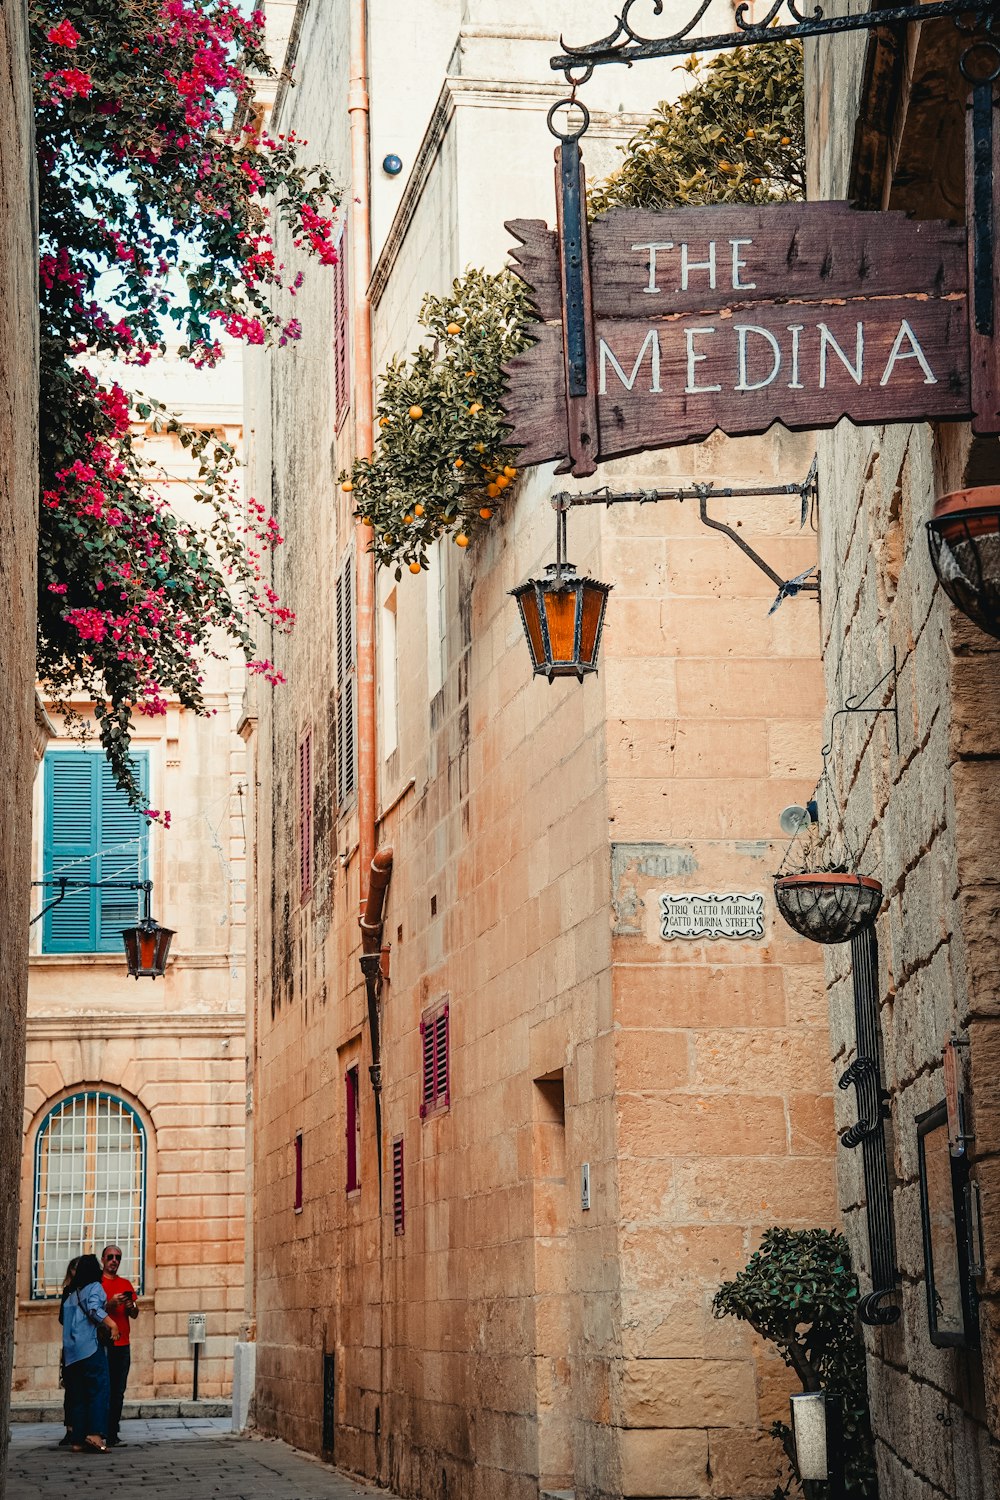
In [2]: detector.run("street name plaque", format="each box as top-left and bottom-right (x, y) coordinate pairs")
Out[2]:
(659, 892), (766, 941)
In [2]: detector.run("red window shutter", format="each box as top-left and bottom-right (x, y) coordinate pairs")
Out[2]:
(294, 1132), (303, 1212)
(346, 1067), (359, 1193)
(419, 1019), (432, 1117)
(299, 730), (313, 900)
(334, 235), (349, 427)
(435, 1008), (449, 1108)
(392, 1136), (404, 1235)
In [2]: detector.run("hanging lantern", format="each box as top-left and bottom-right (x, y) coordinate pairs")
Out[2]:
(774, 872), (883, 945)
(122, 917), (174, 979)
(927, 486), (1000, 640)
(511, 503), (611, 681)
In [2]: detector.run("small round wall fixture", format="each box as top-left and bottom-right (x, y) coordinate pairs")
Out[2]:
(927, 485), (1000, 640)
(382, 153), (403, 177)
(773, 872), (883, 945)
(122, 915), (175, 979)
(511, 562), (611, 681)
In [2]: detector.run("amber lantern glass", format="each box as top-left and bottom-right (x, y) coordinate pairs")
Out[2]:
(122, 918), (175, 979)
(511, 563), (611, 682)
(927, 486), (1000, 640)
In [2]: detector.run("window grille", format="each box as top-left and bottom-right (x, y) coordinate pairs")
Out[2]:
(345, 1066), (360, 1193)
(334, 555), (356, 808)
(333, 229), (350, 429)
(420, 1001), (450, 1118)
(42, 750), (149, 953)
(31, 1092), (146, 1299)
(392, 1136), (404, 1235)
(299, 729), (313, 901)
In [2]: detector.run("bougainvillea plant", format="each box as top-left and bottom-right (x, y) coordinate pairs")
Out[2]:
(31, 0), (341, 806)
(349, 45), (803, 573)
(342, 270), (534, 576)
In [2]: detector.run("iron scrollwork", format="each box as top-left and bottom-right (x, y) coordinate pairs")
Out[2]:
(552, 0), (997, 79)
(838, 1056), (889, 1149)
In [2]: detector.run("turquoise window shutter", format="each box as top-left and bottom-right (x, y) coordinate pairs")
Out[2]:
(42, 752), (149, 953)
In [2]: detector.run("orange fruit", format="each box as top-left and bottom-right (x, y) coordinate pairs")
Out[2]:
(379, 417), (390, 428)
(362, 516), (372, 526)
(409, 405), (423, 419)
(454, 458), (463, 469)
(414, 504), (425, 517)
(486, 483), (499, 498)
(383, 532), (393, 543)
(341, 479), (354, 493)
(503, 466), (517, 479)
(408, 560), (422, 574)
(447, 322), (461, 335)
(469, 402), (482, 415)
(479, 507), (493, 520)
(495, 475), (509, 490)
(403, 514), (413, 525)
(781, 136), (791, 146)
(455, 533), (470, 548)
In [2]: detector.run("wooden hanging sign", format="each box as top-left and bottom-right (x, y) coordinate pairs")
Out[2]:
(504, 194), (988, 476)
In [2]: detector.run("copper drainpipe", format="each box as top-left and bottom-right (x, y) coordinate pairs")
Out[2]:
(349, 0), (377, 923)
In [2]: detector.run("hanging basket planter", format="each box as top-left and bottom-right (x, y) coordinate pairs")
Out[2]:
(773, 872), (883, 944)
(926, 486), (1000, 641)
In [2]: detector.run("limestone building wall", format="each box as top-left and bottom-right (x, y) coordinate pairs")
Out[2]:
(13, 363), (248, 1404)
(0, 0), (39, 1483)
(807, 21), (1000, 1499)
(244, 5), (838, 1498)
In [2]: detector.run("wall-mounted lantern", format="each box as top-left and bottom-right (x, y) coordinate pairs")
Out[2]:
(511, 500), (611, 682)
(927, 486), (1000, 640)
(121, 886), (175, 980)
(31, 876), (174, 979)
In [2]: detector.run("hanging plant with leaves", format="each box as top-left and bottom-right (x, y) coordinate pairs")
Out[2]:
(343, 269), (535, 576)
(589, 43), (804, 215)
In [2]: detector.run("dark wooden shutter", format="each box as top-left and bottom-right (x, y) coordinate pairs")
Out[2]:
(420, 1002), (451, 1117)
(294, 1132), (303, 1212)
(392, 1136), (404, 1235)
(333, 232), (349, 428)
(345, 1067), (360, 1192)
(435, 1007), (450, 1109)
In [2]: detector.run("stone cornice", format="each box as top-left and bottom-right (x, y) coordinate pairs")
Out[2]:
(27, 1012), (244, 1039)
(369, 79), (643, 312)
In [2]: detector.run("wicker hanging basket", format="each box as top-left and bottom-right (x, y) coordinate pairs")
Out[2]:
(773, 872), (883, 944)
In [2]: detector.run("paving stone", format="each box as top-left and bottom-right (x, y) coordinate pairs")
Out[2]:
(6, 1423), (394, 1499)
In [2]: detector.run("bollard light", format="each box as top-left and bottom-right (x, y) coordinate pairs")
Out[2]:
(790, 1391), (828, 1481)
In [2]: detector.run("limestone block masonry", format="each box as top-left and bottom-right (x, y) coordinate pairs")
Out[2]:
(0, 1), (40, 1493)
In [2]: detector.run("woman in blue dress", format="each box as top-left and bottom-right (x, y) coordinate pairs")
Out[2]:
(61, 1253), (119, 1452)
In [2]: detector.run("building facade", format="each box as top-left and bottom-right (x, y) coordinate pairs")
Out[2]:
(13, 355), (248, 1406)
(807, 12), (1000, 1499)
(0, 0), (41, 1487)
(243, 5), (844, 1498)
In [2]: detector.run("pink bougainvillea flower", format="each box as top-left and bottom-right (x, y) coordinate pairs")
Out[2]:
(46, 18), (81, 46)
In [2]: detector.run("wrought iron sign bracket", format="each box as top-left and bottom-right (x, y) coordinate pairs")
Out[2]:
(551, 463), (820, 611)
(551, 0), (997, 81)
(822, 648), (900, 760)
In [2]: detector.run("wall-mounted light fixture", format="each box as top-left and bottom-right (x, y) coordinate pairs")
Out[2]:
(511, 498), (611, 682)
(31, 877), (174, 979)
(382, 153), (403, 177)
(927, 486), (1000, 640)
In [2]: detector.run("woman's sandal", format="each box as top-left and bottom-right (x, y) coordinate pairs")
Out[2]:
(83, 1436), (107, 1452)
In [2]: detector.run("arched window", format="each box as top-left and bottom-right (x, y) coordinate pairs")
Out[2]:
(31, 1092), (146, 1299)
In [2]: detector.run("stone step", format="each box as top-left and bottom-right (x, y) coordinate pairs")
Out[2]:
(10, 1397), (232, 1423)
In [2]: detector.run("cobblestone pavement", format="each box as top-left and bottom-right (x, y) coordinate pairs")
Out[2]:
(7, 1421), (394, 1499)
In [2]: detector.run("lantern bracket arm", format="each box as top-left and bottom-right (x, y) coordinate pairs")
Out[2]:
(551, 460), (820, 609)
(29, 877), (154, 928)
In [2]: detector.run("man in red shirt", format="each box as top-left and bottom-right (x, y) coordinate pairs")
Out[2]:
(101, 1244), (139, 1447)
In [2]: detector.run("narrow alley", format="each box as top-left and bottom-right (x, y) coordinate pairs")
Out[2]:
(6, 1422), (392, 1500)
